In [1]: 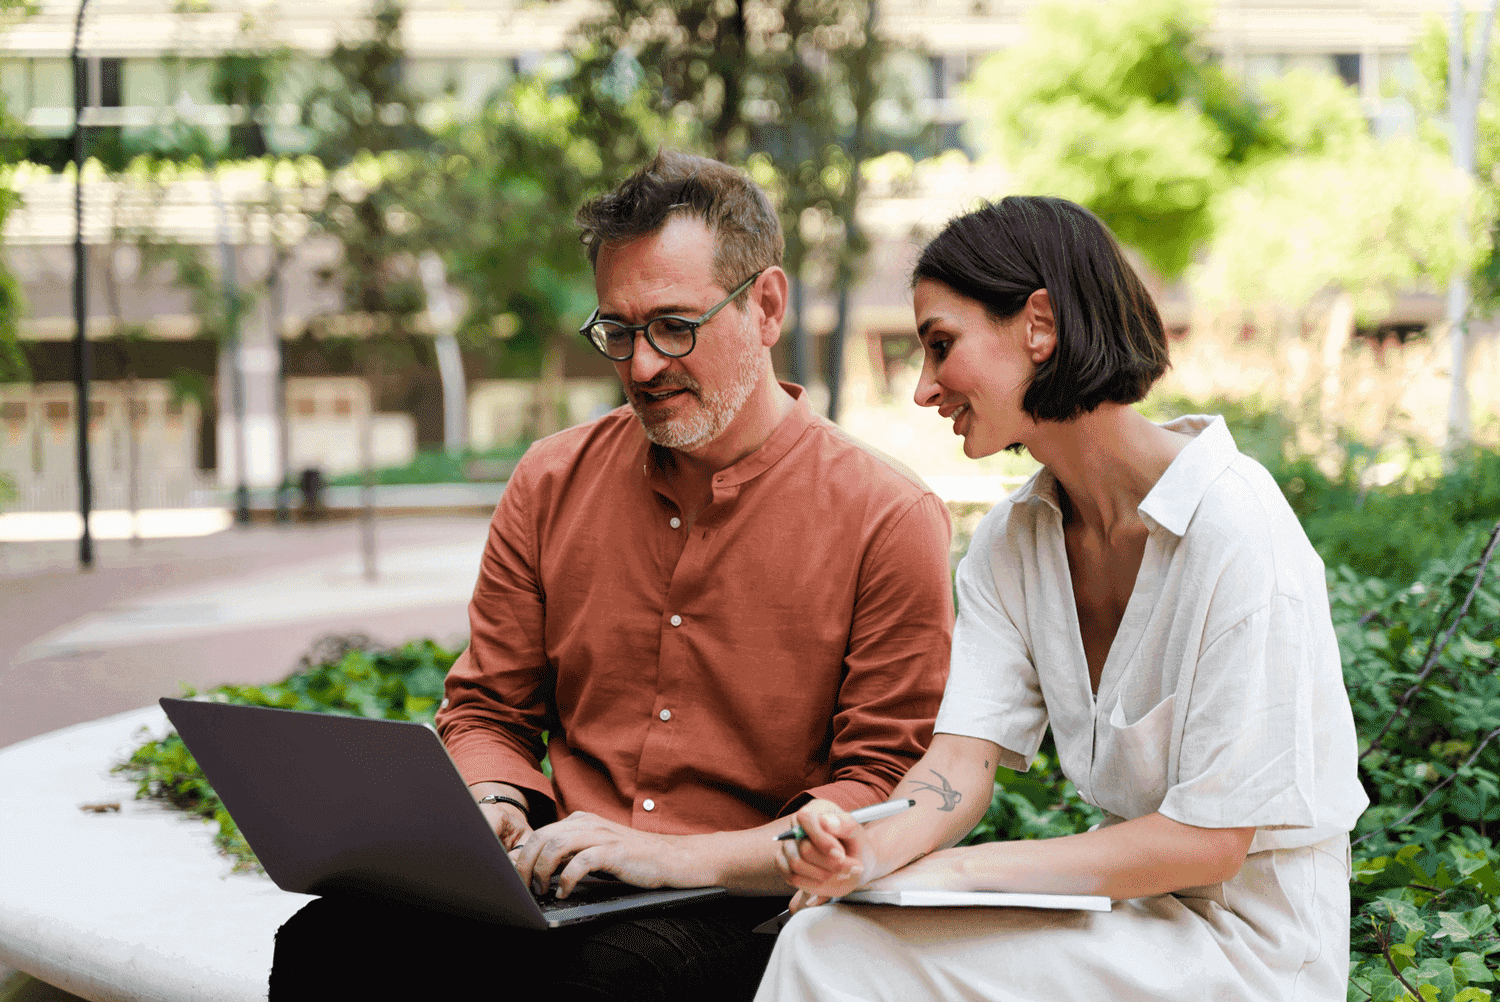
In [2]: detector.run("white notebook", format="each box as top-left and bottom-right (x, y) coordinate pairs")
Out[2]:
(839, 889), (1112, 912)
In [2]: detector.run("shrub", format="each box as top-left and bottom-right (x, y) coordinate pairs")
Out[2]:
(114, 634), (459, 870)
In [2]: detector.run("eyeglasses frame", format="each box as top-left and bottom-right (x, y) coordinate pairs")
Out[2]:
(579, 270), (765, 362)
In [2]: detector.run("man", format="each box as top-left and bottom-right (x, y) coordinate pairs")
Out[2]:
(271, 151), (952, 1001)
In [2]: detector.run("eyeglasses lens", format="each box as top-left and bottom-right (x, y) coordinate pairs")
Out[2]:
(647, 318), (694, 357)
(589, 319), (695, 361)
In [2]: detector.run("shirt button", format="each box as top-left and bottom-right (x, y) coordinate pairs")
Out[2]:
(669, 614), (682, 627)
(659, 709), (671, 721)
(670, 516), (681, 529)
(643, 799), (655, 812)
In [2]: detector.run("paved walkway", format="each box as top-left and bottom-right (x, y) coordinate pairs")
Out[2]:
(0, 515), (491, 752)
(1, 515), (494, 999)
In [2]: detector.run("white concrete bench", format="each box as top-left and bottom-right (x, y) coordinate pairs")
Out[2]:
(0, 707), (312, 1002)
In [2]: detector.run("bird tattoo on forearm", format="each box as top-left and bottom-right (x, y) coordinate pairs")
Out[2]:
(910, 769), (962, 811)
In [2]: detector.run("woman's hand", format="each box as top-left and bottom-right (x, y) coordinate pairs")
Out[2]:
(775, 799), (874, 906)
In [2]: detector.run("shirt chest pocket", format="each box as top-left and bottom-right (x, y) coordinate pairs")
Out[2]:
(1093, 693), (1177, 818)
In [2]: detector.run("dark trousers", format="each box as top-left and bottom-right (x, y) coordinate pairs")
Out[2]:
(269, 894), (784, 1001)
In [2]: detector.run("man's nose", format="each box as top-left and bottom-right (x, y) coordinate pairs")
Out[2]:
(629, 331), (671, 383)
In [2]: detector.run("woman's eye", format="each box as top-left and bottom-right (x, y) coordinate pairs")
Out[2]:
(930, 339), (950, 361)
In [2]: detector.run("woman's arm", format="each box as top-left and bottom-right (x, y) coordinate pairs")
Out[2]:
(869, 812), (1254, 900)
(780, 733), (1256, 904)
(779, 733), (1004, 901)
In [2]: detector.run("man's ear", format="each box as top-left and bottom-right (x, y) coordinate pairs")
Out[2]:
(753, 266), (790, 348)
(1025, 288), (1056, 365)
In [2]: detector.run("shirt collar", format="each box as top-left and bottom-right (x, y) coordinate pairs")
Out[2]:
(637, 382), (815, 490)
(1006, 414), (1238, 537)
(1137, 414), (1238, 536)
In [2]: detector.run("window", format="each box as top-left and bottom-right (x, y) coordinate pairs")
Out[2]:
(99, 57), (122, 107)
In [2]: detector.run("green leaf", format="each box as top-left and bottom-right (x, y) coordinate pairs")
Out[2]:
(1413, 957), (1456, 997)
(1454, 954), (1496, 986)
(1438, 912), (1477, 941)
(1383, 897), (1431, 937)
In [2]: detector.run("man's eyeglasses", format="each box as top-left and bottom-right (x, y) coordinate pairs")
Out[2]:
(579, 270), (763, 362)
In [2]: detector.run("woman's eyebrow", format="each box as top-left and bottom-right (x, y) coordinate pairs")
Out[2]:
(917, 317), (942, 339)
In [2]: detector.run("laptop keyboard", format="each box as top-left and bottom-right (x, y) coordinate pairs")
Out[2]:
(533, 879), (649, 913)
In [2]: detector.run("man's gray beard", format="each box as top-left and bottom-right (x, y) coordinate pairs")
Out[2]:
(636, 343), (764, 452)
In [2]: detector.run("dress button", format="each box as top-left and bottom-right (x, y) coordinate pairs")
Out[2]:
(670, 614), (682, 627)
(670, 517), (681, 529)
(643, 799), (656, 812)
(659, 709), (671, 721)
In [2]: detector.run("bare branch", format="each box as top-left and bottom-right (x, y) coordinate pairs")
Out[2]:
(1360, 519), (1500, 762)
(1354, 722), (1500, 847)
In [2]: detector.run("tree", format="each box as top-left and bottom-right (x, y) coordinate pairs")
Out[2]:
(0, 0), (33, 383)
(965, 0), (1275, 279)
(566, 0), (890, 415)
(297, 0), (433, 576)
(1410, 3), (1500, 462)
(410, 77), (669, 439)
(1189, 70), (1484, 458)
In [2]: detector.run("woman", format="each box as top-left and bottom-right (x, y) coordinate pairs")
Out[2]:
(756, 197), (1368, 1001)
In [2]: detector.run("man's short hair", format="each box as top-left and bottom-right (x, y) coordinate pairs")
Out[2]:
(577, 149), (784, 301)
(913, 196), (1169, 423)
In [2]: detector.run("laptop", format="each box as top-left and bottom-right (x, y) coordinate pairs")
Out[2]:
(159, 697), (727, 929)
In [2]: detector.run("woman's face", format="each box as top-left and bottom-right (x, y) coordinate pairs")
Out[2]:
(911, 278), (1038, 459)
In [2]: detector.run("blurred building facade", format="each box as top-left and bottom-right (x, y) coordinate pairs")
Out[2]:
(0, 0), (1468, 509)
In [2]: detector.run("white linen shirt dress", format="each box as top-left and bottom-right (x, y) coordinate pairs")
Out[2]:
(756, 416), (1369, 1002)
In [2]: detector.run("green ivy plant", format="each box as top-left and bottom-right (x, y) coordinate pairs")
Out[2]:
(114, 634), (458, 870)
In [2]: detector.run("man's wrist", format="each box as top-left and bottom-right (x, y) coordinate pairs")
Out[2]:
(679, 827), (795, 893)
(470, 782), (530, 813)
(478, 793), (529, 815)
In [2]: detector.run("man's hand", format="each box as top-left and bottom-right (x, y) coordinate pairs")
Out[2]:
(469, 782), (534, 851)
(512, 812), (689, 899)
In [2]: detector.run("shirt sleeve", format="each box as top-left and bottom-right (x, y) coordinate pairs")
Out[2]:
(1156, 593), (1318, 831)
(934, 511), (1047, 773)
(787, 492), (954, 814)
(435, 453), (558, 820)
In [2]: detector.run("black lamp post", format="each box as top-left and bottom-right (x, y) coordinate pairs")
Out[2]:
(71, 0), (93, 569)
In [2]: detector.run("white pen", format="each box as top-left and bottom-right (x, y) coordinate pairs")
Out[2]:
(774, 797), (916, 841)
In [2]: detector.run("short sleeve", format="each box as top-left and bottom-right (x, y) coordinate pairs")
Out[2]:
(1157, 594), (1317, 830)
(934, 516), (1047, 772)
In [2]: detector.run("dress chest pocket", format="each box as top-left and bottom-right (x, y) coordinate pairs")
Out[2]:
(1093, 693), (1177, 817)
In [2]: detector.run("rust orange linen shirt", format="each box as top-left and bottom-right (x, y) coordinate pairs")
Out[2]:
(436, 386), (953, 836)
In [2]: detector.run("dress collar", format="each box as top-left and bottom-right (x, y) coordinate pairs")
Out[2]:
(1006, 414), (1238, 537)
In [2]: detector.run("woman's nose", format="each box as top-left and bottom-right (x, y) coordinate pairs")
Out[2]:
(913, 361), (943, 409)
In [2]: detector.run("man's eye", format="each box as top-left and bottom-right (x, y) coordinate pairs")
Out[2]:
(655, 317), (694, 335)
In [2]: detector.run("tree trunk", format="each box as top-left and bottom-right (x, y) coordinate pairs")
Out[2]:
(1321, 291), (1355, 462)
(788, 273), (809, 388)
(1445, 0), (1498, 468)
(534, 331), (565, 439)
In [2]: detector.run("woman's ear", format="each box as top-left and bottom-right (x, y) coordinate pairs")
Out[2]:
(1025, 289), (1056, 364)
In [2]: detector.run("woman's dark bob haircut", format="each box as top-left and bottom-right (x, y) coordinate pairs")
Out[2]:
(913, 196), (1169, 423)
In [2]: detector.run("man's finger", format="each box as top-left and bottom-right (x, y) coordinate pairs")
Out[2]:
(553, 847), (605, 899)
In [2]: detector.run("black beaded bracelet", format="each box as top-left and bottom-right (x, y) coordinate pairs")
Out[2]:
(478, 794), (529, 815)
